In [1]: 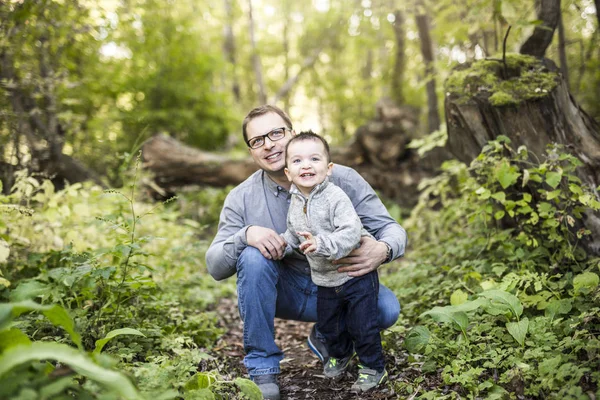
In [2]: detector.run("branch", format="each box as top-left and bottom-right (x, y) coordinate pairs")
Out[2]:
(270, 47), (324, 104)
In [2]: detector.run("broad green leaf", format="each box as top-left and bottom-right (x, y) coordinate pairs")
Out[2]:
(573, 272), (599, 295)
(450, 297), (488, 313)
(404, 326), (430, 353)
(495, 160), (520, 189)
(544, 298), (573, 320)
(450, 289), (468, 305)
(186, 372), (218, 391)
(494, 210), (505, 220)
(94, 328), (146, 355)
(545, 171), (562, 189)
(478, 290), (523, 318)
(506, 317), (528, 346)
(43, 306), (82, 350)
(0, 328), (31, 352)
(184, 389), (215, 399)
(546, 190), (561, 200)
(39, 376), (77, 399)
(421, 307), (468, 337)
(0, 300), (54, 331)
(0, 342), (142, 399)
(233, 378), (262, 400)
(9, 280), (48, 301)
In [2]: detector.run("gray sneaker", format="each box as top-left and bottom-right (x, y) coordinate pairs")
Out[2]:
(307, 324), (329, 363)
(323, 353), (355, 380)
(350, 366), (388, 392)
(251, 374), (280, 400)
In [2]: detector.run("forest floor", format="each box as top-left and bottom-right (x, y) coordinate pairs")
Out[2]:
(208, 297), (419, 400)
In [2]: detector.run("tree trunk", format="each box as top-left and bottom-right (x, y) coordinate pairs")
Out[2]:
(247, 0), (266, 104)
(445, 58), (600, 253)
(557, 7), (570, 91)
(391, 10), (406, 105)
(595, 0), (600, 29)
(416, 9), (441, 133)
(520, 0), (561, 57)
(223, 0), (240, 102)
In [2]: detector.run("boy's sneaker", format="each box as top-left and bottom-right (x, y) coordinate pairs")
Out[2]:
(323, 353), (355, 380)
(307, 324), (329, 363)
(350, 366), (388, 392)
(251, 374), (280, 400)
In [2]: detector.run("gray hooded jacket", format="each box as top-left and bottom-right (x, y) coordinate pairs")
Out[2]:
(282, 178), (370, 287)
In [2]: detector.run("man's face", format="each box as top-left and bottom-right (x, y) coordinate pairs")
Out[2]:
(246, 112), (293, 174)
(284, 138), (333, 195)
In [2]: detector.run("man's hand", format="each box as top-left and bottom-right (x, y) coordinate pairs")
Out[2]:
(246, 226), (286, 260)
(333, 236), (388, 277)
(298, 231), (317, 254)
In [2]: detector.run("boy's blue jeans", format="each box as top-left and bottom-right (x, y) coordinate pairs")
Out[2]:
(236, 247), (400, 377)
(317, 270), (384, 372)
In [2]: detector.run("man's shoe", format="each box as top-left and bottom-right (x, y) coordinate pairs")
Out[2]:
(350, 366), (388, 392)
(307, 324), (329, 363)
(323, 353), (355, 380)
(251, 374), (280, 400)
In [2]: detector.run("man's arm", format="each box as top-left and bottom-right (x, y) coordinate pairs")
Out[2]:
(205, 192), (251, 281)
(333, 167), (408, 276)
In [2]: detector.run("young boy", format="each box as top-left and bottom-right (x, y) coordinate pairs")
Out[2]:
(280, 131), (388, 393)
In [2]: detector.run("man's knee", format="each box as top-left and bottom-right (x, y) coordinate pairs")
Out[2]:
(378, 285), (401, 330)
(237, 247), (279, 282)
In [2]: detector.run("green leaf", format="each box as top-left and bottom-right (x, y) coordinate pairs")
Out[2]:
(450, 289), (468, 305)
(421, 307), (469, 337)
(491, 192), (506, 202)
(506, 317), (528, 346)
(0, 328), (31, 352)
(0, 342), (142, 399)
(545, 171), (562, 189)
(544, 298), (573, 320)
(573, 272), (599, 295)
(9, 280), (49, 301)
(404, 326), (430, 353)
(0, 300), (53, 331)
(233, 378), (263, 400)
(478, 290), (523, 318)
(546, 190), (561, 200)
(42, 306), (82, 350)
(94, 328), (146, 355)
(495, 160), (520, 189)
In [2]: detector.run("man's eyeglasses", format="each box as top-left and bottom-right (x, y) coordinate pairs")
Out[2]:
(246, 127), (290, 149)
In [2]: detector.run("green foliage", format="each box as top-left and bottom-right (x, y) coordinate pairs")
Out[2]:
(385, 137), (600, 398)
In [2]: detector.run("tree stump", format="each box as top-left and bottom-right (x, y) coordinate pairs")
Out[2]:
(445, 54), (600, 253)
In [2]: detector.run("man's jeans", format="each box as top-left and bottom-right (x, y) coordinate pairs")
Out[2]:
(236, 247), (400, 377)
(318, 270), (384, 372)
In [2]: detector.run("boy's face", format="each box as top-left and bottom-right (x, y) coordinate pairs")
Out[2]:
(284, 138), (333, 195)
(246, 112), (292, 174)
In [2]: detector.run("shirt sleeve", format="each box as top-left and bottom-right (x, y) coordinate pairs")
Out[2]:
(335, 167), (408, 262)
(313, 190), (362, 261)
(205, 190), (251, 281)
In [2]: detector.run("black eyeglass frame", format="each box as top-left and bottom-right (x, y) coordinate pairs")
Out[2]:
(246, 127), (291, 149)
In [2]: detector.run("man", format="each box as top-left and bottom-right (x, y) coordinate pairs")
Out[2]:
(205, 105), (407, 400)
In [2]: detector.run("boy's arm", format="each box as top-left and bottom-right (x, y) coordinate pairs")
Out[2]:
(281, 228), (301, 257)
(312, 194), (362, 261)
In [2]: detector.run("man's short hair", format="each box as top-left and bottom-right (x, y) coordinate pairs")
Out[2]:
(242, 105), (293, 143)
(285, 131), (331, 166)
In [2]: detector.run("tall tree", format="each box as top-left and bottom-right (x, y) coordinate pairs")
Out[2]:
(247, 0), (267, 104)
(223, 0), (240, 102)
(557, 6), (570, 90)
(391, 10), (406, 105)
(520, 0), (561, 57)
(415, 3), (440, 133)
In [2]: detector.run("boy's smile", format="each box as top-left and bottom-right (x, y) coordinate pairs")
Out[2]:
(284, 138), (333, 196)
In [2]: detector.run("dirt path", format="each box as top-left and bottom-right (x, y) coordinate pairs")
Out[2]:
(209, 298), (402, 400)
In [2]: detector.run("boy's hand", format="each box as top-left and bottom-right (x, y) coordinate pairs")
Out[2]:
(297, 231), (317, 254)
(246, 226), (286, 260)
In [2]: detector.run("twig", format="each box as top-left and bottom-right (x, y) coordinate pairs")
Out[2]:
(502, 25), (512, 79)
(407, 385), (421, 400)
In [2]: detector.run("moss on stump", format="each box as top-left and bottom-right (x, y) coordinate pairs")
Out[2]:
(445, 54), (559, 106)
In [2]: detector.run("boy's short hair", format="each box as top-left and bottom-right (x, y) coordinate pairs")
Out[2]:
(242, 105), (293, 143)
(285, 131), (331, 166)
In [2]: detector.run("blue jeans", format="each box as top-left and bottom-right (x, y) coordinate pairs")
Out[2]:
(236, 247), (400, 377)
(318, 271), (384, 372)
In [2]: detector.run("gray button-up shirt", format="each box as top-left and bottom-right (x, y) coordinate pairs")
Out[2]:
(205, 164), (408, 281)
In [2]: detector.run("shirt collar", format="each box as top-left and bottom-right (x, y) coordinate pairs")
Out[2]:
(263, 172), (289, 198)
(289, 176), (330, 198)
